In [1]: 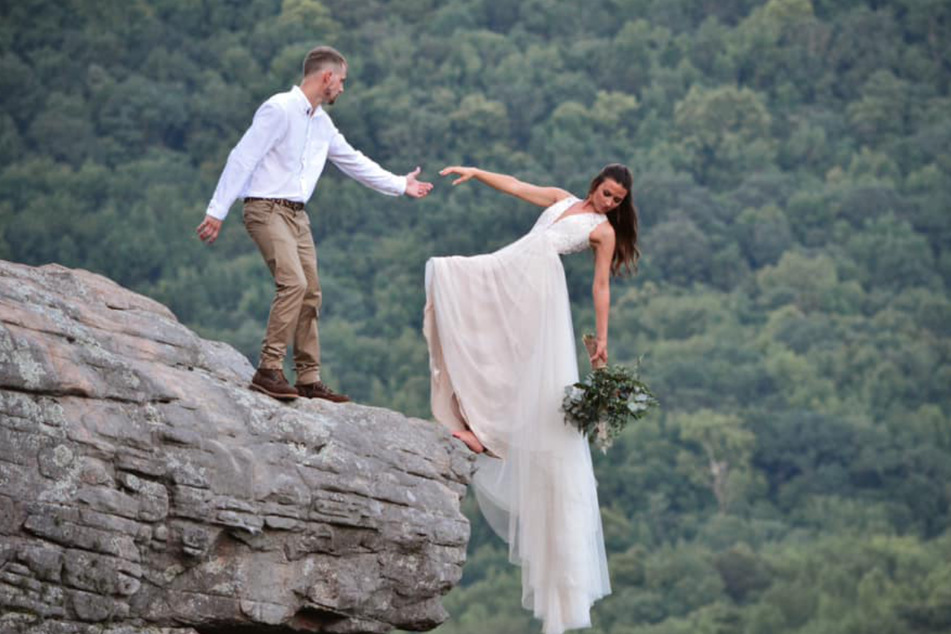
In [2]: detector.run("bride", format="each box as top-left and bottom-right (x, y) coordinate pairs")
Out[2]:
(423, 164), (641, 633)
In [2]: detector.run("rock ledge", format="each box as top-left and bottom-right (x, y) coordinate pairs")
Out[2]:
(0, 260), (473, 634)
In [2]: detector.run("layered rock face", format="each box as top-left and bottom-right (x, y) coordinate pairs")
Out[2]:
(0, 260), (474, 634)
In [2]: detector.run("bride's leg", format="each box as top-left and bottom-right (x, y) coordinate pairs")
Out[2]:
(452, 429), (485, 454)
(449, 391), (487, 453)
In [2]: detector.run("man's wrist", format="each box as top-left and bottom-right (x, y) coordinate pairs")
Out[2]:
(206, 204), (228, 221)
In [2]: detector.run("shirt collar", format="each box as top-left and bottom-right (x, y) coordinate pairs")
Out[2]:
(291, 85), (322, 118)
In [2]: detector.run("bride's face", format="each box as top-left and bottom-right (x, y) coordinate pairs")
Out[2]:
(591, 178), (627, 214)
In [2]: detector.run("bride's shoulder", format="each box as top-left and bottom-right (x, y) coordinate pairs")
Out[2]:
(552, 190), (576, 203)
(590, 218), (616, 243)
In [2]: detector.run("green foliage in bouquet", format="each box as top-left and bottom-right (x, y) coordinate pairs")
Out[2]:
(562, 363), (659, 452)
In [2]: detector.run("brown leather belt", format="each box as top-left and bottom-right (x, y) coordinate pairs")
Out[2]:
(244, 197), (305, 212)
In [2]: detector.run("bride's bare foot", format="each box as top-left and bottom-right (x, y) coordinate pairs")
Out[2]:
(452, 430), (485, 454)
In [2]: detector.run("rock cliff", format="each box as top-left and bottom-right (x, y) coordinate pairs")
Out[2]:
(0, 260), (474, 634)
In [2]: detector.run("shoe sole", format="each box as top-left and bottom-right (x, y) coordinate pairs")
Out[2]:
(302, 394), (350, 403)
(294, 386), (350, 403)
(249, 383), (299, 400)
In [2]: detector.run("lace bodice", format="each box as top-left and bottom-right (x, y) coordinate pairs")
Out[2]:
(531, 196), (608, 255)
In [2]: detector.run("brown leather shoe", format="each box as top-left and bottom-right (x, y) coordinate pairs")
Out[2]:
(296, 381), (350, 403)
(250, 368), (299, 400)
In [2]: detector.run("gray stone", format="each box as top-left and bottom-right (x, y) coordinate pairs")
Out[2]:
(0, 259), (475, 634)
(19, 546), (64, 582)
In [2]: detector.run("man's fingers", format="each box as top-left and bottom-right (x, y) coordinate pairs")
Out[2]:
(196, 219), (221, 244)
(407, 181), (430, 197)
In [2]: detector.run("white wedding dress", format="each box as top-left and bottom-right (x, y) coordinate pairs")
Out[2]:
(423, 196), (611, 634)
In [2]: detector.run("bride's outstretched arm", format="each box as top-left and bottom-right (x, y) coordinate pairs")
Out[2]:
(590, 223), (616, 366)
(439, 166), (570, 207)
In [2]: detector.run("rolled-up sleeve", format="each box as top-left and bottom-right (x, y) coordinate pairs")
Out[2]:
(328, 131), (407, 197)
(206, 102), (288, 220)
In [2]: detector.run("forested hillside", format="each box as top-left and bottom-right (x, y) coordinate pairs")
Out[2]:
(2, 0), (950, 632)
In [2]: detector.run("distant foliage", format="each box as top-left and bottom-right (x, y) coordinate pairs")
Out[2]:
(2, 1), (949, 632)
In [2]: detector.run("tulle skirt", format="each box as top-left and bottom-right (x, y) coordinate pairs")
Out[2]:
(423, 232), (610, 634)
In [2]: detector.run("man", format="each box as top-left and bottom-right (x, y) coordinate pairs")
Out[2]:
(196, 45), (433, 403)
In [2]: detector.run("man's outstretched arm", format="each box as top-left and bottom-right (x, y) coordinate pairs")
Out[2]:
(328, 131), (432, 199)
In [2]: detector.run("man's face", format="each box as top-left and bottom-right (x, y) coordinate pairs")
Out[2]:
(323, 64), (347, 105)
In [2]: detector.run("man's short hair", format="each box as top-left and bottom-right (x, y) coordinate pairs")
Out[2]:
(303, 46), (346, 77)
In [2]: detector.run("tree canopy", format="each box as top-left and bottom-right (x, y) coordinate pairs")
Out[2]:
(2, 0), (949, 632)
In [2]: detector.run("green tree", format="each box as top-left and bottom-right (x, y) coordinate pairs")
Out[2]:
(675, 410), (757, 514)
(673, 85), (775, 188)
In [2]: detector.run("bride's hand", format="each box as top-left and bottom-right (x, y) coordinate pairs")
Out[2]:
(439, 166), (476, 186)
(590, 339), (608, 368)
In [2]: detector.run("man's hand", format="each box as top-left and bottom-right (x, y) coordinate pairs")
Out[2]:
(404, 166), (434, 198)
(196, 215), (223, 244)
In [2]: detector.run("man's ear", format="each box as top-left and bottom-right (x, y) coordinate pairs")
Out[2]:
(321, 69), (334, 84)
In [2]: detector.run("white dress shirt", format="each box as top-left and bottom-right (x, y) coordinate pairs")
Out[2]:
(206, 86), (407, 220)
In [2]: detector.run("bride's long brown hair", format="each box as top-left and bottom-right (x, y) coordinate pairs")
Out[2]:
(588, 163), (640, 276)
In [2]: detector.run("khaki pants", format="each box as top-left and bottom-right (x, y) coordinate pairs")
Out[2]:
(243, 199), (321, 384)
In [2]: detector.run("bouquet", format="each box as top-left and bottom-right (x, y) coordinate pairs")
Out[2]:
(562, 335), (659, 452)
